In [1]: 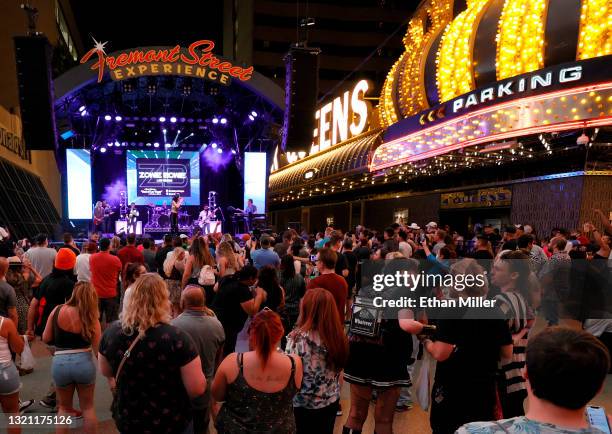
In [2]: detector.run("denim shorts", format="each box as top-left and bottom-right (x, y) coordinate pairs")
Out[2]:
(52, 351), (97, 387)
(0, 362), (21, 395)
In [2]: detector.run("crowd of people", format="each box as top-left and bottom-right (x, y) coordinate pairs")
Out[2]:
(0, 211), (610, 433)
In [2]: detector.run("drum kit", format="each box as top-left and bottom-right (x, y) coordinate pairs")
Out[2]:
(145, 204), (191, 228)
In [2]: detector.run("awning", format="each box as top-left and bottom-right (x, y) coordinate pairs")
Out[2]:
(269, 129), (383, 196)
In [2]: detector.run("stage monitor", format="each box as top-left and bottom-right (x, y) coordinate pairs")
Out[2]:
(66, 149), (93, 220)
(244, 152), (266, 213)
(126, 150), (200, 206)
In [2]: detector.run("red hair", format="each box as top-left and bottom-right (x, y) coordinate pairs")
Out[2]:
(249, 309), (284, 368)
(297, 288), (348, 372)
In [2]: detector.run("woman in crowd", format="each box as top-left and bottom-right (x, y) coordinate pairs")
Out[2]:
(491, 250), (535, 418)
(164, 237), (188, 316)
(99, 273), (206, 434)
(343, 257), (424, 434)
(182, 236), (217, 302)
(217, 240), (242, 277)
(286, 288), (348, 434)
(424, 259), (513, 433)
(257, 265), (285, 313)
(42, 282), (101, 434)
(279, 254), (306, 334)
(110, 236), (121, 256)
(5, 256), (41, 336)
(0, 313), (25, 434)
(213, 309), (303, 433)
(120, 262), (147, 314)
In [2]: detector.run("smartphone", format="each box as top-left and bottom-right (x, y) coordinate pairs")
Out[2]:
(310, 254), (317, 263)
(587, 406), (611, 434)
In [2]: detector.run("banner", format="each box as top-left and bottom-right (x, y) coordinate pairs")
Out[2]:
(440, 187), (512, 209)
(136, 158), (191, 197)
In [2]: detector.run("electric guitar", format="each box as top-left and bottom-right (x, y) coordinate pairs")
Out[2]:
(93, 211), (115, 226)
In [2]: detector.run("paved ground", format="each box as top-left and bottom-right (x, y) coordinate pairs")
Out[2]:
(13, 318), (612, 433)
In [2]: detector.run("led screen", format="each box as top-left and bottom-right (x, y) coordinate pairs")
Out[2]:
(243, 152), (266, 213)
(66, 149), (93, 220)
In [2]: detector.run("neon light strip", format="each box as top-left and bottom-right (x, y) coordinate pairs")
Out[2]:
(370, 82), (612, 171)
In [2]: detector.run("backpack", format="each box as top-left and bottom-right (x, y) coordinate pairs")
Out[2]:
(198, 265), (216, 286)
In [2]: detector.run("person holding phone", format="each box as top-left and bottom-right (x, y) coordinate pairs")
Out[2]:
(457, 327), (611, 434)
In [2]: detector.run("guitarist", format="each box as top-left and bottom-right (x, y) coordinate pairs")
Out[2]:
(93, 201), (105, 233)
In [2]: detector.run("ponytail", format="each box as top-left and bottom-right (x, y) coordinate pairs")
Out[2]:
(249, 310), (284, 368)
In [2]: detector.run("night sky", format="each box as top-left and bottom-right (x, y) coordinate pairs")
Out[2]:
(69, 0), (224, 52)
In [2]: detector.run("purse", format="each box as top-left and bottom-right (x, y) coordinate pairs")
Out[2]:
(110, 333), (143, 414)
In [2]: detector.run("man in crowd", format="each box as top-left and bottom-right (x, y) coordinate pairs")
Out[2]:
(90, 238), (122, 326)
(432, 229), (447, 256)
(273, 230), (292, 257)
(60, 233), (80, 256)
(251, 236), (280, 270)
(307, 247), (348, 320)
(501, 226), (518, 251)
(156, 234), (174, 278)
(26, 247), (77, 409)
(458, 327), (610, 433)
(517, 234), (546, 273)
(381, 227), (399, 258)
(24, 233), (57, 278)
(141, 238), (157, 272)
(75, 242), (97, 282)
(0, 257), (17, 325)
(117, 234), (144, 269)
(330, 234), (349, 278)
(212, 266), (266, 357)
(398, 230), (413, 259)
(539, 237), (572, 326)
(173, 285), (225, 434)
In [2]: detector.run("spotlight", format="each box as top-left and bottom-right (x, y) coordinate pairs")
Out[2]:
(231, 149), (237, 154)
(220, 117), (227, 125)
(115, 115), (122, 121)
(107, 142), (113, 147)
(115, 141), (120, 147)
(170, 116), (177, 123)
(248, 115), (255, 121)
(80, 110), (88, 117)
(78, 105), (86, 112)
(163, 129), (167, 134)
(165, 143), (171, 148)
(217, 148), (223, 154)
(100, 147), (107, 153)
(251, 111), (258, 117)
(211, 142), (217, 149)
(177, 130), (181, 134)
(159, 116), (166, 123)
(212, 117), (219, 124)
(104, 115), (112, 121)
(153, 142), (160, 148)
(146, 143), (151, 147)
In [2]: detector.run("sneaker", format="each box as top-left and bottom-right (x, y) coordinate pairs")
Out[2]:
(39, 396), (56, 409)
(19, 400), (34, 414)
(395, 403), (413, 412)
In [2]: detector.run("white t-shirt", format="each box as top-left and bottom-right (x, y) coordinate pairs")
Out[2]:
(75, 253), (92, 282)
(24, 246), (57, 278)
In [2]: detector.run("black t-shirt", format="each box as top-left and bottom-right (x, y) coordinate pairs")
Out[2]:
(334, 251), (349, 276)
(343, 250), (358, 289)
(211, 277), (253, 334)
(155, 245), (174, 278)
(99, 322), (198, 434)
(501, 239), (518, 251)
(33, 272), (75, 336)
(433, 307), (512, 385)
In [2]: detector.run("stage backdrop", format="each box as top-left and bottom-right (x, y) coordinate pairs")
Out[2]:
(90, 147), (244, 221)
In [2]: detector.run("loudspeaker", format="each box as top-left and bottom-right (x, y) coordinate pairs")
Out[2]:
(282, 46), (320, 153)
(14, 36), (57, 151)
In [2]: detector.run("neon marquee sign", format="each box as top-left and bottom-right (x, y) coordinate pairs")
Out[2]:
(80, 38), (253, 86)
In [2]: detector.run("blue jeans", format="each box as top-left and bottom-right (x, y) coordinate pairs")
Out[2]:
(52, 351), (96, 387)
(0, 362), (20, 395)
